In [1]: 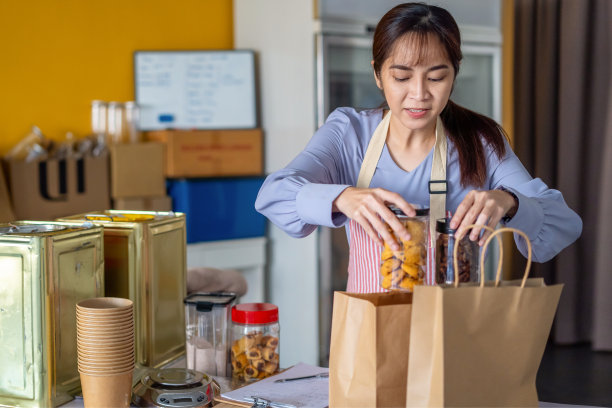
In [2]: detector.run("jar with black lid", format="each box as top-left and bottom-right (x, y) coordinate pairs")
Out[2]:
(435, 218), (479, 284)
(380, 206), (429, 291)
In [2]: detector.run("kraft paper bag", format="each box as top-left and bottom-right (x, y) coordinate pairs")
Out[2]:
(329, 291), (413, 408)
(406, 227), (564, 407)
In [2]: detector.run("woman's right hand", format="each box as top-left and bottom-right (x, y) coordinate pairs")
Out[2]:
(333, 187), (415, 250)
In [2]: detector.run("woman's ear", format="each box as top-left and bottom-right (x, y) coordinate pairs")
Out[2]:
(372, 60), (382, 89)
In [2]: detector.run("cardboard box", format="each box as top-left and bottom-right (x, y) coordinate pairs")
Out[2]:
(113, 195), (172, 212)
(0, 165), (15, 223)
(110, 142), (165, 198)
(4, 154), (111, 220)
(146, 129), (263, 178)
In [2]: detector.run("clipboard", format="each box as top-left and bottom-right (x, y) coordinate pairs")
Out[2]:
(214, 396), (290, 408)
(214, 363), (329, 408)
(213, 370), (289, 407)
(214, 396), (251, 407)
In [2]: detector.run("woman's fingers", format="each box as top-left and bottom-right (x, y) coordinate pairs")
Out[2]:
(454, 192), (485, 240)
(363, 192), (409, 250)
(478, 214), (501, 246)
(354, 213), (383, 247)
(338, 187), (517, 249)
(450, 191), (474, 230)
(378, 189), (416, 218)
(354, 203), (399, 249)
(453, 190), (515, 244)
(374, 191), (412, 242)
(470, 212), (491, 241)
(334, 187), (414, 250)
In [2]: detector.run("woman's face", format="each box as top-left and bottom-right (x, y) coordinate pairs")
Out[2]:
(374, 33), (455, 134)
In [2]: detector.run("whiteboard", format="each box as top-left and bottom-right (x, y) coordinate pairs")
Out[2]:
(134, 50), (257, 130)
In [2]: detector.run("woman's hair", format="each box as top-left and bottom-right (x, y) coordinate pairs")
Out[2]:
(372, 2), (507, 187)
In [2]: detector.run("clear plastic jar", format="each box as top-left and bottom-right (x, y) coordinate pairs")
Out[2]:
(380, 207), (429, 291)
(184, 292), (236, 377)
(124, 101), (142, 143)
(90, 100), (107, 137)
(230, 303), (280, 382)
(435, 218), (479, 284)
(107, 101), (126, 144)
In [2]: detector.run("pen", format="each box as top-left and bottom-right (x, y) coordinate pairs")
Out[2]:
(274, 372), (329, 383)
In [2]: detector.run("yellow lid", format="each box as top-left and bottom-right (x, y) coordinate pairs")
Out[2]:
(85, 213), (156, 222)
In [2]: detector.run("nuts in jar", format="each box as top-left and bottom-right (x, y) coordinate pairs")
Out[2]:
(435, 218), (479, 284)
(379, 207), (429, 291)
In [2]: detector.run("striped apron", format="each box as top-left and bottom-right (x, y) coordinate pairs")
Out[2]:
(346, 111), (448, 293)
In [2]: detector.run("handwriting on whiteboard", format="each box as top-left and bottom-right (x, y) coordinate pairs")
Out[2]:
(135, 51), (257, 130)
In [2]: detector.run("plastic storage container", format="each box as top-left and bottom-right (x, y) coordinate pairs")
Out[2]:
(435, 218), (479, 284)
(107, 101), (126, 144)
(380, 206), (429, 291)
(184, 293), (236, 376)
(230, 303), (280, 382)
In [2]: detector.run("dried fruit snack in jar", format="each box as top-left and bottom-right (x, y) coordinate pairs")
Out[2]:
(231, 331), (279, 381)
(380, 218), (427, 291)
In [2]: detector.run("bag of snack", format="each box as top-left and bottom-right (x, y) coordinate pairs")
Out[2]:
(329, 291), (413, 408)
(406, 227), (564, 407)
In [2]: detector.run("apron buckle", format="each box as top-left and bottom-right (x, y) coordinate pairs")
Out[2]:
(429, 180), (447, 194)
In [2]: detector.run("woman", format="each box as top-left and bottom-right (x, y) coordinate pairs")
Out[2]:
(255, 2), (582, 293)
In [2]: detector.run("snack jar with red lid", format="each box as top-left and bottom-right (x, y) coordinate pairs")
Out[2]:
(230, 303), (280, 382)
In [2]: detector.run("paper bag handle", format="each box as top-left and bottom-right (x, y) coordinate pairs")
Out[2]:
(452, 224), (502, 288)
(479, 227), (533, 288)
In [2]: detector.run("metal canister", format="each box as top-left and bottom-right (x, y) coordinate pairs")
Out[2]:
(57, 210), (187, 376)
(0, 221), (104, 407)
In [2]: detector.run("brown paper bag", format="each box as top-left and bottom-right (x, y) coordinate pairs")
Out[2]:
(406, 227), (564, 407)
(329, 291), (413, 408)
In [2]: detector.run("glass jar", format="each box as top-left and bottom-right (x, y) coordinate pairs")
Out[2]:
(379, 206), (429, 291)
(435, 218), (479, 284)
(107, 101), (126, 144)
(124, 101), (142, 143)
(230, 303), (280, 382)
(90, 100), (107, 137)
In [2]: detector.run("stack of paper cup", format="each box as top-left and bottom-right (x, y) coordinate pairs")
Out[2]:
(76, 297), (135, 408)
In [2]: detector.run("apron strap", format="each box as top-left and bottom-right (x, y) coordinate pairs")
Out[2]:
(356, 111), (391, 188)
(356, 112), (447, 279)
(353, 110), (448, 286)
(356, 111), (447, 226)
(429, 116), (447, 256)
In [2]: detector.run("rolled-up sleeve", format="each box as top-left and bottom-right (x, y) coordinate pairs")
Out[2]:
(489, 144), (582, 262)
(255, 110), (357, 238)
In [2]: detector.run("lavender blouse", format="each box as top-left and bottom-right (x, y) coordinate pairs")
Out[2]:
(255, 107), (582, 262)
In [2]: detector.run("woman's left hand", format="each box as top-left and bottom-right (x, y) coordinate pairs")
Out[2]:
(450, 189), (518, 245)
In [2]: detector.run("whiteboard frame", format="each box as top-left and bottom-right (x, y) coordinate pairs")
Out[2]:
(133, 49), (258, 130)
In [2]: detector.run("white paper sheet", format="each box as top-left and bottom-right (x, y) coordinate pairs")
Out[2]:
(221, 362), (329, 408)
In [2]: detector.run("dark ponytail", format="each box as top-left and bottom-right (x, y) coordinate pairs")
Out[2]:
(441, 100), (507, 187)
(373, 2), (507, 187)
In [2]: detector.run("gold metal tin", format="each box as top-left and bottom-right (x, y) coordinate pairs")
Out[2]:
(57, 210), (187, 376)
(0, 221), (104, 407)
